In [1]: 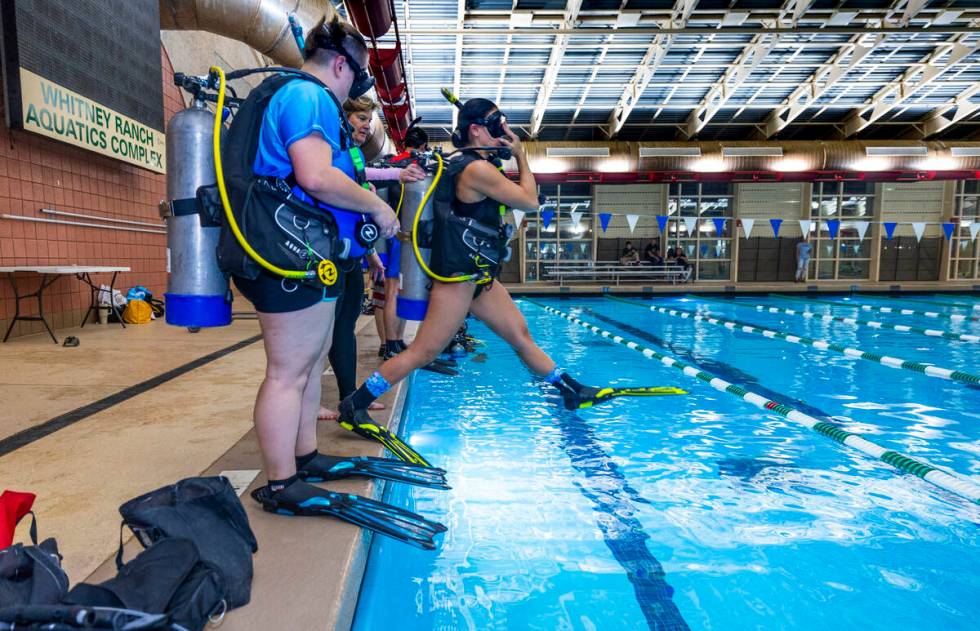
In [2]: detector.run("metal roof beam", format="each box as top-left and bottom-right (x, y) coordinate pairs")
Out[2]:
(604, 0), (696, 138)
(762, 34), (883, 138)
(495, 0), (519, 107)
(842, 36), (979, 137)
(780, 0), (816, 27)
(683, 33), (777, 138)
(921, 84), (980, 137)
(451, 0), (464, 128)
(528, 0), (583, 138)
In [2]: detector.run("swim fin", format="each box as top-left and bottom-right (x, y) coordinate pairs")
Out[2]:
(338, 401), (433, 467)
(298, 454), (450, 489)
(422, 361), (459, 376)
(557, 374), (688, 410)
(251, 480), (446, 550)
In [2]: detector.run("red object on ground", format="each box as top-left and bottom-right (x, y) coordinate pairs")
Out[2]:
(0, 490), (36, 548)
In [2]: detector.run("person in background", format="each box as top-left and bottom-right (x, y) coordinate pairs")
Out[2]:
(665, 247), (677, 265)
(620, 240), (639, 265)
(377, 123), (429, 360)
(317, 96), (424, 422)
(795, 234), (811, 282)
(675, 248), (690, 269)
(643, 239), (663, 265)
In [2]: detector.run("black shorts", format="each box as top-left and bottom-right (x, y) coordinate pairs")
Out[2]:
(233, 268), (343, 314)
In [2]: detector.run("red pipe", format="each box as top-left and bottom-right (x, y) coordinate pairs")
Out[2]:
(345, 0), (392, 38)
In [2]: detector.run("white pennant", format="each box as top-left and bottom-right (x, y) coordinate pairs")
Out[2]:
(570, 210), (583, 227)
(912, 222), (926, 242)
(626, 214), (640, 233)
(971, 222), (980, 242)
(512, 209), (525, 229)
(683, 217), (698, 235)
(740, 218), (755, 238)
(798, 219), (812, 236)
(853, 220), (870, 241)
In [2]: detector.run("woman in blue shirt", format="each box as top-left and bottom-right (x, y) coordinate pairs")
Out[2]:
(238, 19), (398, 506)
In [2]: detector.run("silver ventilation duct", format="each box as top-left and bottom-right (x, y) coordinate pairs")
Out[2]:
(519, 141), (980, 173)
(160, 0), (390, 160)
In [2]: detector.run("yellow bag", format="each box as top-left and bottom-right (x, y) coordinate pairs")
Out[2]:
(123, 299), (153, 324)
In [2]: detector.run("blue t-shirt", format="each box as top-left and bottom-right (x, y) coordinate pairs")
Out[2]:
(797, 241), (812, 259)
(252, 78), (370, 257)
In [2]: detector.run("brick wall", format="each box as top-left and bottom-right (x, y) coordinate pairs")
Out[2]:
(0, 45), (183, 338)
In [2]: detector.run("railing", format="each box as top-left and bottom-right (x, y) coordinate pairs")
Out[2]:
(542, 261), (692, 285)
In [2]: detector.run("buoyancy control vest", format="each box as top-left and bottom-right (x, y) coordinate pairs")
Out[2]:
(214, 73), (377, 286)
(424, 150), (513, 284)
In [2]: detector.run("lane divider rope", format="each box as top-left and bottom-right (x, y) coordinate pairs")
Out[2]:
(883, 296), (980, 312)
(774, 294), (979, 323)
(521, 297), (980, 505)
(606, 295), (980, 387)
(738, 300), (979, 344)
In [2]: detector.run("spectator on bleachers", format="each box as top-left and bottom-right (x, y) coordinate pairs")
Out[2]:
(620, 241), (640, 265)
(665, 248), (677, 266)
(643, 239), (663, 265)
(795, 235), (811, 282)
(675, 248), (690, 269)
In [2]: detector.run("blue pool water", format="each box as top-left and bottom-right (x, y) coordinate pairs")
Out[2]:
(353, 294), (980, 630)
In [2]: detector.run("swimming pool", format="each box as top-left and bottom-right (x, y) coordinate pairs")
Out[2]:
(353, 294), (980, 630)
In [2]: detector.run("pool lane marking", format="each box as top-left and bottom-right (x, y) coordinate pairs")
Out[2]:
(0, 334), (264, 457)
(521, 298), (980, 506)
(774, 294), (979, 323)
(735, 300), (978, 344)
(606, 296), (980, 387)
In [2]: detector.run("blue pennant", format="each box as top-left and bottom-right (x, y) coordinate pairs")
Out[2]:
(769, 218), (782, 237)
(826, 219), (840, 240)
(883, 222), (897, 240)
(700, 244), (709, 257)
(942, 222), (956, 241)
(542, 209), (555, 229)
(599, 213), (612, 233)
(656, 215), (668, 233)
(712, 218), (726, 236)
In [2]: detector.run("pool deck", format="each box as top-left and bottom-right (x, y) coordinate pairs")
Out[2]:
(0, 309), (408, 631)
(507, 279), (980, 295)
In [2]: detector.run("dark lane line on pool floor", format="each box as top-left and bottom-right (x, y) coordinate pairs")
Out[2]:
(545, 396), (689, 630)
(0, 334), (264, 457)
(578, 306), (839, 422)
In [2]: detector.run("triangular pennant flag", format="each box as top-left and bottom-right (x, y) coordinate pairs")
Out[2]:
(599, 213), (612, 233)
(970, 222), (980, 242)
(883, 222), (897, 240)
(713, 218), (726, 236)
(799, 219), (812, 236)
(912, 222), (926, 242)
(683, 217), (698, 235)
(656, 215), (668, 234)
(770, 218), (783, 237)
(740, 218), (755, 238)
(826, 219), (840, 240)
(700, 244), (709, 257)
(512, 209), (525, 230)
(853, 220), (870, 241)
(627, 214), (640, 234)
(942, 222), (956, 241)
(541, 209), (555, 229)
(570, 210), (583, 227)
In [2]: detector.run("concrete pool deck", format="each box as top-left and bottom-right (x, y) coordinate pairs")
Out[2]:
(0, 308), (413, 630)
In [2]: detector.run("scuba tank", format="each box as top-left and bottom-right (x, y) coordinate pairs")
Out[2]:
(162, 97), (231, 328)
(397, 174), (434, 321)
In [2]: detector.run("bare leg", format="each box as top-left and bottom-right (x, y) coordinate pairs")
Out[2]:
(254, 300), (336, 480)
(298, 314), (336, 454)
(374, 303), (385, 345)
(383, 277), (405, 341)
(469, 281), (555, 376)
(376, 281), (474, 384)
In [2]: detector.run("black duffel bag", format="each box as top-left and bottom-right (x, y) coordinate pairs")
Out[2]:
(118, 477), (257, 609)
(0, 514), (69, 608)
(64, 538), (224, 631)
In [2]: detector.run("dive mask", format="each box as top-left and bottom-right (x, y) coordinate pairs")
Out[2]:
(472, 110), (507, 138)
(313, 31), (376, 99)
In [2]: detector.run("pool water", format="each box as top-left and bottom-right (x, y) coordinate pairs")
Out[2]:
(353, 294), (980, 630)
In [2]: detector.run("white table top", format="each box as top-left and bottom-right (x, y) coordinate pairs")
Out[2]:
(0, 266), (131, 274)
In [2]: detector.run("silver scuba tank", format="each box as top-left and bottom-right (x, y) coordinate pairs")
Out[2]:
(162, 98), (231, 327)
(396, 174), (435, 320)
